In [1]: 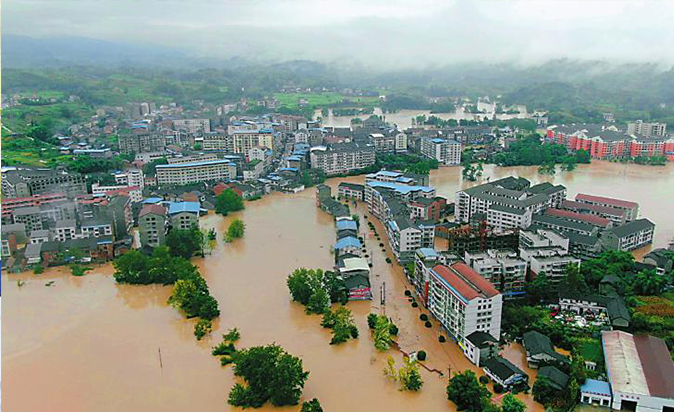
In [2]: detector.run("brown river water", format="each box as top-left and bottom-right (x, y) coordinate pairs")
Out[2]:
(3, 161), (672, 411)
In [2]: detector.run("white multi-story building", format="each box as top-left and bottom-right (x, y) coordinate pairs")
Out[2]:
(202, 132), (233, 151)
(520, 248), (581, 284)
(231, 129), (275, 157)
(249, 147), (271, 162)
(173, 118), (211, 133)
(428, 262), (503, 345)
(309, 143), (375, 176)
(385, 216), (435, 263)
(155, 159), (236, 185)
(627, 120), (667, 138)
(486, 204), (533, 230)
(455, 179), (552, 224)
(420, 136), (462, 165)
(394, 130), (408, 153)
(115, 169), (144, 189)
(464, 249), (527, 300)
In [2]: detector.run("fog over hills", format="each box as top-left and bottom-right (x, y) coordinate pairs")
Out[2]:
(3, 0), (674, 69)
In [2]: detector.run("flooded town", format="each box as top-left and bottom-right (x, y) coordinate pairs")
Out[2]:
(3, 2), (674, 412)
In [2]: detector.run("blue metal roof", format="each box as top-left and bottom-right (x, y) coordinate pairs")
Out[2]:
(143, 197), (163, 204)
(580, 379), (611, 397)
(336, 220), (358, 231)
(156, 159), (231, 169)
(417, 248), (439, 258)
(366, 181), (434, 194)
(335, 236), (362, 250)
(168, 201), (201, 215)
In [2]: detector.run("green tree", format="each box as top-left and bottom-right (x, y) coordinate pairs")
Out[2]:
(166, 226), (203, 259)
(633, 269), (667, 295)
(194, 319), (212, 340)
(525, 272), (552, 304)
(398, 357), (423, 391)
(560, 263), (588, 293)
(226, 218), (246, 242)
(287, 268), (315, 305)
(301, 399), (324, 412)
(446, 370), (491, 412)
(532, 377), (558, 405)
(502, 393), (526, 412)
(215, 189), (244, 216)
(373, 315), (393, 351)
(306, 287), (330, 314)
(228, 344), (309, 408)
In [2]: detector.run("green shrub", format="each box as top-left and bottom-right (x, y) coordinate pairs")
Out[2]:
(385, 257), (392, 264)
(494, 383), (504, 393)
(479, 375), (489, 384)
(350, 325), (359, 339)
(420, 314), (428, 321)
(412, 302), (419, 308)
(424, 321), (432, 328)
(439, 335), (446, 343)
(417, 350), (427, 361)
(367, 313), (378, 329)
(389, 324), (399, 336)
(405, 290), (412, 296)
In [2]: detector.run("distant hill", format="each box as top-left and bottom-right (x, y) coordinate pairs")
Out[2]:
(1, 34), (190, 68)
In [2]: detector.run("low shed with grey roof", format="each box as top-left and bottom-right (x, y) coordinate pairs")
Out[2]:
(523, 330), (569, 368)
(483, 356), (528, 389)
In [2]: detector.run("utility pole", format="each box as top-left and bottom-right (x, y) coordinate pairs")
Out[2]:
(158, 347), (163, 370)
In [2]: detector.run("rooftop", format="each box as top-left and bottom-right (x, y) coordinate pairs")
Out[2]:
(606, 218), (655, 238)
(156, 159), (232, 169)
(431, 262), (499, 301)
(576, 193), (638, 209)
(167, 201), (201, 215)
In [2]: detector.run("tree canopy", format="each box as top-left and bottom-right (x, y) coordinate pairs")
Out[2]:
(446, 370), (492, 412)
(215, 189), (245, 216)
(228, 344), (309, 408)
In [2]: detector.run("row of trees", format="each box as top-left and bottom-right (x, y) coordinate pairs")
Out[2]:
(113, 230), (220, 339)
(492, 136), (591, 167)
(287, 268), (348, 314)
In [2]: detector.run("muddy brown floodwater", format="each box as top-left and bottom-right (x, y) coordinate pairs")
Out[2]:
(3, 161), (672, 412)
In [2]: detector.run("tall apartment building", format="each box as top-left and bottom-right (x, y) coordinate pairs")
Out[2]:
(600, 218), (655, 252)
(173, 118), (211, 133)
(114, 169), (145, 189)
(420, 136), (462, 165)
(627, 120), (667, 137)
(428, 262), (503, 344)
(370, 133), (396, 154)
(202, 132), (233, 151)
(231, 129), (275, 158)
(138, 204), (167, 247)
(464, 249), (527, 299)
(118, 132), (166, 154)
(310, 142), (375, 176)
(155, 159), (236, 185)
(455, 178), (560, 228)
(386, 216), (435, 263)
(1, 169), (87, 199)
(168, 202), (200, 230)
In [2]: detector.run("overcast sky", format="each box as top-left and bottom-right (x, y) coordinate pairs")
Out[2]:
(4, 0), (674, 69)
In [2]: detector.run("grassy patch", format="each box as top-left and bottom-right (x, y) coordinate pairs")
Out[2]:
(577, 338), (603, 364)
